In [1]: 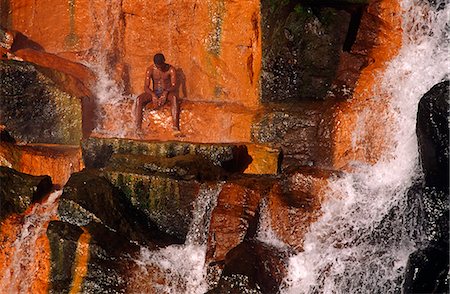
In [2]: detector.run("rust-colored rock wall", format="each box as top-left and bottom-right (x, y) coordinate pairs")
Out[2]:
(2, 0), (261, 108)
(0, 143), (84, 186)
(331, 0), (402, 168)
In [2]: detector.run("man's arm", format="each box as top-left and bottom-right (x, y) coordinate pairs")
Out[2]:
(167, 66), (177, 92)
(144, 67), (154, 94)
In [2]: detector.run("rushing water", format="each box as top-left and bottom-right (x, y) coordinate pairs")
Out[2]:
(130, 183), (222, 294)
(281, 1), (449, 293)
(0, 191), (61, 293)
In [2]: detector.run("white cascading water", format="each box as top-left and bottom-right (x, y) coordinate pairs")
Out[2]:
(0, 190), (61, 293)
(281, 0), (449, 293)
(256, 197), (288, 249)
(131, 183), (222, 294)
(84, 0), (135, 138)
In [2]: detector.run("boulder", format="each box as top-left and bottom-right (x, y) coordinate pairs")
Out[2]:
(416, 80), (449, 191)
(0, 166), (52, 222)
(81, 137), (251, 172)
(261, 0), (353, 101)
(206, 177), (272, 264)
(0, 141), (84, 186)
(267, 168), (339, 250)
(252, 104), (333, 170)
(58, 170), (179, 246)
(403, 81), (449, 293)
(102, 168), (201, 241)
(402, 185), (449, 294)
(47, 220), (140, 294)
(0, 60), (94, 145)
(213, 240), (289, 294)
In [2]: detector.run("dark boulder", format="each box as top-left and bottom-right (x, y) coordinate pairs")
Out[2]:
(416, 80), (449, 191)
(213, 240), (289, 294)
(261, 0), (352, 101)
(81, 137), (251, 173)
(251, 104), (333, 170)
(0, 166), (52, 221)
(58, 170), (180, 247)
(102, 167), (202, 241)
(47, 220), (140, 294)
(403, 185), (449, 294)
(0, 60), (94, 145)
(403, 81), (449, 293)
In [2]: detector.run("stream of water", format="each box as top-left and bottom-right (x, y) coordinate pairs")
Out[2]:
(0, 191), (61, 293)
(130, 183), (223, 294)
(281, 0), (449, 293)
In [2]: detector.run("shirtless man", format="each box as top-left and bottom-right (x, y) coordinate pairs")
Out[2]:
(134, 53), (180, 133)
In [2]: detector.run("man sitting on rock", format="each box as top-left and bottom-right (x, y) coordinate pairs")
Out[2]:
(134, 53), (181, 135)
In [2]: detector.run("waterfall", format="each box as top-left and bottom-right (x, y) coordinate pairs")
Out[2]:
(281, 0), (449, 293)
(256, 197), (287, 249)
(83, 0), (135, 138)
(129, 183), (223, 294)
(0, 190), (61, 293)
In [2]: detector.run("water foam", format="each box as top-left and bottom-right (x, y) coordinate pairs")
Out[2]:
(282, 1), (450, 293)
(0, 191), (61, 293)
(130, 183), (223, 294)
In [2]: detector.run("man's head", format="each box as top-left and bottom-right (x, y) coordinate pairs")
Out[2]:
(153, 53), (165, 68)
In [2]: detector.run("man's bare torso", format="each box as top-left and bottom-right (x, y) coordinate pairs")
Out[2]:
(147, 64), (176, 95)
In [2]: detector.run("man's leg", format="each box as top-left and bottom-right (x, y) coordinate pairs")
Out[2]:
(168, 93), (180, 131)
(134, 93), (152, 129)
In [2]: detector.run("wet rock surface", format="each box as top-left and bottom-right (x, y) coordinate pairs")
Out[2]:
(82, 137), (251, 172)
(47, 220), (139, 294)
(416, 80), (449, 190)
(0, 60), (88, 145)
(58, 170), (179, 246)
(261, 0), (359, 101)
(0, 166), (52, 221)
(252, 103), (334, 170)
(206, 177), (274, 264)
(403, 80), (450, 294)
(217, 240), (289, 294)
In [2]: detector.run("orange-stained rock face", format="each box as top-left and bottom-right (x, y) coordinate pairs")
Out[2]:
(331, 0), (403, 168)
(122, 0), (261, 106)
(267, 169), (337, 250)
(95, 99), (256, 143)
(0, 192), (60, 293)
(0, 142), (84, 186)
(14, 48), (96, 89)
(206, 181), (262, 263)
(3, 0), (261, 108)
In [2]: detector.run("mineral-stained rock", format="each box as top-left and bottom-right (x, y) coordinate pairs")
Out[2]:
(58, 170), (179, 246)
(47, 220), (140, 294)
(267, 168), (340, 250)
(416, 80), (449, 191)
(0, 60), (93, 145)
(4, 1), (261, 107)
(107, 153), (228, 181)
(0, 141), (84, 186)
(0, 166), (52, 222)
(251, 103), (333, 170)
(47, 221), (84, 293)
(213, 240), (289, 294)
(82, 137), (251, 172)
(261, 0), (352, 101)
(102, 168), (201, 241)
(206, 178), (272, 264)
